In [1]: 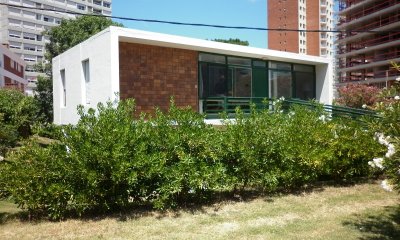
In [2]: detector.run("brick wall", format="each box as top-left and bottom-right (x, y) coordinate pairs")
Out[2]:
(268, 0), (299, 53)
(306, 0), (320, 56)
(119, 42), (199, 114)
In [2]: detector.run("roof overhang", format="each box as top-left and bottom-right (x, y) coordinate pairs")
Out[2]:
(110, 26), (330, 66)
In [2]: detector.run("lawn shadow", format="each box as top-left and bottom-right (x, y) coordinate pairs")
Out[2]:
(342, 205), (400, 240)
(0, 179), (373, 224)
(0, 211), (30, 225)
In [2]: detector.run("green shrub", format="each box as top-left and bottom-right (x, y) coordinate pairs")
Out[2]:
(0, 97), (384, 220)
(0, 89), (40, 155)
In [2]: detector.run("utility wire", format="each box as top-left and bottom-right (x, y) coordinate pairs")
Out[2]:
(1, 2), (400, 34)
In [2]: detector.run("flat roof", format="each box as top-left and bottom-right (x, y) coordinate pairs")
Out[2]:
(111, 26), (331, 66)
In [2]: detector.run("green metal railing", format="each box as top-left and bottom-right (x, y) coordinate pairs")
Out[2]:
(201, 97), (380, 120)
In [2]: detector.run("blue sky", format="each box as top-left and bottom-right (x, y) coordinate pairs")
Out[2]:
(112, 0), (267, 48)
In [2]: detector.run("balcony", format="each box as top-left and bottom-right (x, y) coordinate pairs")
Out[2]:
(338, 12), (400, 41)
(339, 68), (399, 83)
(337, 32), (400, 54)
(338, 0), (400, 27)
(339, 49), (400, 69)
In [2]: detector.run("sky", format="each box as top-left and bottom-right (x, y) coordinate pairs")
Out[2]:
(111, 0), (267, 48)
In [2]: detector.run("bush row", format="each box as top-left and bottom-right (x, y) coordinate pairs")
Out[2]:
(0, 99), (384, 219)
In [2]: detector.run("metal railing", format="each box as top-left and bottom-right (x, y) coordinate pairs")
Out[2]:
(201, 97), (380, 120)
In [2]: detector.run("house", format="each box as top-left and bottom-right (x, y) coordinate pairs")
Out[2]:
(52, 26), (333, 125)
(0, 44), (26, 92)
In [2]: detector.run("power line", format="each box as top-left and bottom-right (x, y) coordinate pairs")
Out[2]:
(1, 2), (400, 34)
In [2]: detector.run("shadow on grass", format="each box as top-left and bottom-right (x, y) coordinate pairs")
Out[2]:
(343, 205), (400, 240)
(0, 211), (30, 224)
(0, 178), (371, 224)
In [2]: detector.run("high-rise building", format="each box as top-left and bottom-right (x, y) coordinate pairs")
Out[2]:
(0, 0), (112, 88)
(267, 0), (335, 57)
(336, 0), (400, 87)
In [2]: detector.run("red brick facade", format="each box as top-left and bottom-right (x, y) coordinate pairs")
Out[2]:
(119, 42), (199, 114)
(268, 0), (320, 56)
(306, 0), (320, 56)
(2, 54), (25, 91)
(4, 55), (24, 78)
(268, 0), (299, 53)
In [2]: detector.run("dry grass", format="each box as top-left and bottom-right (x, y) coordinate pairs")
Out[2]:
(1, 182), (399, 240)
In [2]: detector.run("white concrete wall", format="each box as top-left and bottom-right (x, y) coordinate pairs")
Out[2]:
(53, 28), (119, 125)
(315, 60), (333, 105)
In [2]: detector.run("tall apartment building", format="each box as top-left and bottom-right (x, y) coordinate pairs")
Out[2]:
(337, 0), (400, 87)
(267, 0), (335, 57)
(0, 0), (112, 86)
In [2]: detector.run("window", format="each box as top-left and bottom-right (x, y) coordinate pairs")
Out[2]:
(199, 53), (225, 64)
(269, 61), (315, 100)
(24, 44), (36, 51)
(60, 69), (66, 107)
(77, 4), (85, 10)
(9, 30), (21, 38)
(82, 59), (90, 104)
(270, 70), (292, 99)
(199, 53), (256, 99)
(103, 1), (111, 8)
(23, 33), (35, 40)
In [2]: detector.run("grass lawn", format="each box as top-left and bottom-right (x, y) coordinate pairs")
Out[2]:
(0, 181), (399, 240)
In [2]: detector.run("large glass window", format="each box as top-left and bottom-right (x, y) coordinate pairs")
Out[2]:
(229, 67), (252, 97)
(269, 61), (315, 100)
(199, 54), (315, 101)
(270, 70), (292, 99)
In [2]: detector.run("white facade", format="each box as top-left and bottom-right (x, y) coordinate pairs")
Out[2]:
(0, 0), (112, 87)
(319, 0), (334, 58)
(53, 27), (333, 125)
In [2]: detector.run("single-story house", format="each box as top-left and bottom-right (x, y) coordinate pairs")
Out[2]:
(52, 26), (333, 125)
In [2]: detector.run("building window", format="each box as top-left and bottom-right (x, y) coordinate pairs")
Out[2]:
(77, 4), (85, 10)
(103, 2), (111, 8)
(60, 69), (66, 107)
(82, 59), (90, 104)
(269, 61), (315, 100)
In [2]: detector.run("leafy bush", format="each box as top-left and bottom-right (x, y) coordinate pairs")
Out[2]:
(0, 98), (383, 219)
(0, 99), (226, 218)
(0, 89), (39, 155)
(221, 100), (381, 190)
(369, 79), (400, 191)
(335, 83), (381, 109)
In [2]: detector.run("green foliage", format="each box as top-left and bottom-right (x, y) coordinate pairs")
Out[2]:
(0, 89), (39, 155)
(0, 98), (383, 219)
(44, 15), (123, 63)
(323, 118), (384, 180)
(34, 76), (53, 123)
(371, 79), (400, 190)
(212, 38), (249, 46)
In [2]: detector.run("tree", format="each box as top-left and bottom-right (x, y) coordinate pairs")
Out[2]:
(212, 38), (249, 46)
(35, 16), (123, 122)
(0, 89), (39, 155)
(44, 16), (123, 63)
(34, 76), (53, 122)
